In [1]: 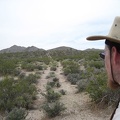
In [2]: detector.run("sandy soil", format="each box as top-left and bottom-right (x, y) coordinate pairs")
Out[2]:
(26, 62), (113, 120)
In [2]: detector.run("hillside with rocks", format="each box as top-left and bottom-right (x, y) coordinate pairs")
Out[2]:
(0, 45), (45, 53)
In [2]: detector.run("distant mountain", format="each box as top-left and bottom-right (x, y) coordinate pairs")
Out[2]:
(0, 45), (45, 53)
(47, 46), (80, 57)
(24, 46), (44, 52)
(0, 45), (84, 58)
(0, 45), (26, 53)
(48, 46), (78, 51)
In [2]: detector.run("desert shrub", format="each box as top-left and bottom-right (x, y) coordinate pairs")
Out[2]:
(21, 62), (27, 69)
(42, 101), (66, 118)
(77, 79), (88, 92)
(40, 57), (50, 65)
(46, 84), (52, 91)
(56, 82), (61, 88)
(25, 63), (35, 71)
(67, 73), (81, 85)
(0, 77), (37, 112)
(13, 68), (21, 76)
(42, 89), (61, 103)
(42, 64), (47, 70)
(47, 78), (60, 88)
(0, 59), (17, 75)
(19, 72), (26, 79)
(50, 66), (57, 71)
(101, 88), (120, 105)
(59, 89), (66, 95)
(24, 74), (38, 84)
(86, 71), (108, 103)
(53, 77), (59, 82)
(63, 67), (71, 76)
(36, 65), (43, 70)
(21, 62), (43, 71)
(62, 60), (79, 75)
(34, 72), (41, 79)
(47, 81), (56, 88)
(88, 60), (104, 69)
(0, 77), (15, 111)
(6, 107), (27, 120)
(46, 72), (55, 79)
(86, 71), (120, 105)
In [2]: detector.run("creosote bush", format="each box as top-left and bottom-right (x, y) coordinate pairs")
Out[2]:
(47, 77), (61, 88)
(59, 89), (66, 95)
(46, 72), (55, 79)
(42, 102), (66, 118)
(77, 79), (88, 93)
(24, 74), (38, 84)
(42, 89), (61, 103)
(50, 66), (57, 71)
(0, 77), (37, 112)
(86, 71), (116, 104)
(62, 60), (79, 75)
(6, 107), (27, 120)
(0, 59), (17, 75)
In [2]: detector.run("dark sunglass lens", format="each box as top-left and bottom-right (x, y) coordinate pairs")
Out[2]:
(99, 52), (105, 59)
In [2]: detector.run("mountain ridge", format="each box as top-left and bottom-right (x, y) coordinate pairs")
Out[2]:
(0, 45), (46, 53)
(0, 45), (79, 53)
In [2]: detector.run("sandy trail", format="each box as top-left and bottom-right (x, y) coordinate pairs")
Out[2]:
(26, 62), (112, 120)
(26, 67), (51, 120)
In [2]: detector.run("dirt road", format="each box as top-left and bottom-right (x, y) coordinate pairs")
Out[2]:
(26, 62), (113, 120)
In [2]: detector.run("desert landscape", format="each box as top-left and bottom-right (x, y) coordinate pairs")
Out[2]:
(25, 62), (113, 120)
(0, 46), (117, 120)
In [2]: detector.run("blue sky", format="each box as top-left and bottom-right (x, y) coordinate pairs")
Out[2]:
(0, 0), (120, 50)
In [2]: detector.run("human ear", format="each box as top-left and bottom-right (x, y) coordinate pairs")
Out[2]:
(111, 47), (120, 65)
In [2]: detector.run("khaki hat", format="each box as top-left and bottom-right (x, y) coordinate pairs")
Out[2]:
(86, 16), (120, 44)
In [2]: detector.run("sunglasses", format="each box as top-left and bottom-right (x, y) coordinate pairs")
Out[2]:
(99, 52), (105, 59)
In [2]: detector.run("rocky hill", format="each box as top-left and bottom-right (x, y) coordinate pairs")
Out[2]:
(47, 46), (80, 57)
(0, 45), (45, 53)
(0, 45), (79, 54)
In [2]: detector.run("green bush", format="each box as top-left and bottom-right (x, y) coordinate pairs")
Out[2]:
(63, 67), (71, 76)
(25, 63), (35, 71)
(86, 72), (108, 103)
(6, 107), (27, 120)
(13, 68), (21, 76)
(77, 79), (88, 93)
(47, 81), (56, 88)
(42, 89), (61, 103)
(0, 77), (37, 112)
(19, 72), (26, 79)
(24, 74), (38, 84)
(36, 65), (43, 70)
(53, 77), (59, 82)
(0, 59), (17, 75)
(89, 60), (104, 69)
(42, 102), (66, 117)
(62, 60), (79, 75)
(46, 72), (55, 79)
(50, 66), (57, 71)
(59, 89), (66, 95)
(67, 73), (81, 85)
(56, 82), (61, 88)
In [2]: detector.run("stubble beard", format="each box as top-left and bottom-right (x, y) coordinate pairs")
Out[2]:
(107, 77), (120, 89)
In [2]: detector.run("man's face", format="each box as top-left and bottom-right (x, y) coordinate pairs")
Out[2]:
(105, 45), (119, 89)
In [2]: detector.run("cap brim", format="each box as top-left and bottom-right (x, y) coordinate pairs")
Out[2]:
(86, 35), (120, 44)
